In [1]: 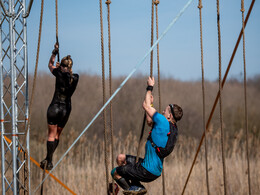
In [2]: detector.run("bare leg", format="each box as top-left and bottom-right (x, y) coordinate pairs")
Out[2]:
(113, 154), (144, 191)
(47, 124), (58, 141)
(116, 154), (126, 166)
(42, 124), (58, 169)
(52, 126), (63, 152)
(112, 154), (126, 180)
(55, 126), (63, 140)
(112, 154), (130, 190)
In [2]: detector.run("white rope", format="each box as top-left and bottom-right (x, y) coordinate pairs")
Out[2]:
(33, 0), (193, 193)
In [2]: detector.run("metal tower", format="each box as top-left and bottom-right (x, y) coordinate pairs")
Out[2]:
(1, 0), (33, 194)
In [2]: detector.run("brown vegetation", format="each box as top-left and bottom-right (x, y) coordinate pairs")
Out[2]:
(29, 128), (259, 194)
(30, 73), (260, 140)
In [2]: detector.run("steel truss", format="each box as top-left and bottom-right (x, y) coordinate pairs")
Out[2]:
(1, 0), (30, 194)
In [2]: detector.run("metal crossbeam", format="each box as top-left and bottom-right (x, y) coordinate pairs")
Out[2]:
(1, 0), (30, 194)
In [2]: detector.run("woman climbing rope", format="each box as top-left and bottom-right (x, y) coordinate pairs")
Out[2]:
(40, 43), (79, 170)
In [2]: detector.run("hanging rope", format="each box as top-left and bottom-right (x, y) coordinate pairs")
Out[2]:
(216, 0), (227, 193)
(105, 0), (115, 194)
(30, 1), (45, 194)
(136, 113), (146, 163)
(241, 0), (251, 194)
(154, 1), (165, 195)
(150, 0), (155, 77)
(198, 0), (210, 194)
(55, 0), (60, 62)
(155, 0), (161, 114)
(22, 2), (45, 191)
(24, 0), (44, 144)
(55, 0), (58, 40)
(181, 0), (255, 194)
(99, 0), (109, 192)
(136, 0), (156, 163)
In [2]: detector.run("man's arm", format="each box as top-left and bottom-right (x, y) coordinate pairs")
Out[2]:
(145, 94), (154, 126)
(143, 77), (156, 121)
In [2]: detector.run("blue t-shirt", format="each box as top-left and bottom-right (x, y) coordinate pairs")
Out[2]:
(141, 112), (170, 176)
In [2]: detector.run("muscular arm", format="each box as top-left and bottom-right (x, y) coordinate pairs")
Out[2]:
(146, 112), (153, 127)
(145, 94), (154, 126)
(143, 77), (156, 122)
(143, 91), (156, 121)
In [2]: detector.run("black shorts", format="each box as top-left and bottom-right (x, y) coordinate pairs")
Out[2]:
(116, 155), (159, 183)
(47, 102), (71, 128)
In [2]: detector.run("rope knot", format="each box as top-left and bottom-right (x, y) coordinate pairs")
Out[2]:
(105, 0), (111, 5)
(198, 5), (203, 9)
(154, 0), (160, 5)
(240, 8), (245, 12)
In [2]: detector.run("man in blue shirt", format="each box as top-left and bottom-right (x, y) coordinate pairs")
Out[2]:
(110, 77), (183, 194)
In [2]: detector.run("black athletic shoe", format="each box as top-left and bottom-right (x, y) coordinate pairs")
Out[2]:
(123, 186), (147, 195)
(40, 159), (53, 170)
(40, 159), (47, 169)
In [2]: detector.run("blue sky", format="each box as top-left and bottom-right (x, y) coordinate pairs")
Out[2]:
(27, 0), (260, 81)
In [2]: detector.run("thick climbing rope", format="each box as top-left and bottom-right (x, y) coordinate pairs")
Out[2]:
(154, 1), (166, 195)
(150, 0), (155, 77)
(55, 0), (60, 62)
(155, 0), (161, 114)
(30, 1), (46, 194)
(21, 0), (45, 192)
(241, 0), (251, 194)
(136, 113), (146, 163)
(198, 0), (210, 194)
(33, 2), (193, 192)
(216, 0), (227, 194)
(105, 0), (115, 194)
(181, 1), (255, 194)
(99, 0), (110, 192)
(24, 0), (44, 144)
(136, 0), (155, 163)
(135, 93), (146, 164)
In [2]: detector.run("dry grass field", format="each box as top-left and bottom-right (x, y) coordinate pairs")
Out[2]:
(1, 73), (260, 194)
(29, 129), (259, 195)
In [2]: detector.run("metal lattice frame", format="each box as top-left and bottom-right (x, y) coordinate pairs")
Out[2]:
(1, 0), (30, 194)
